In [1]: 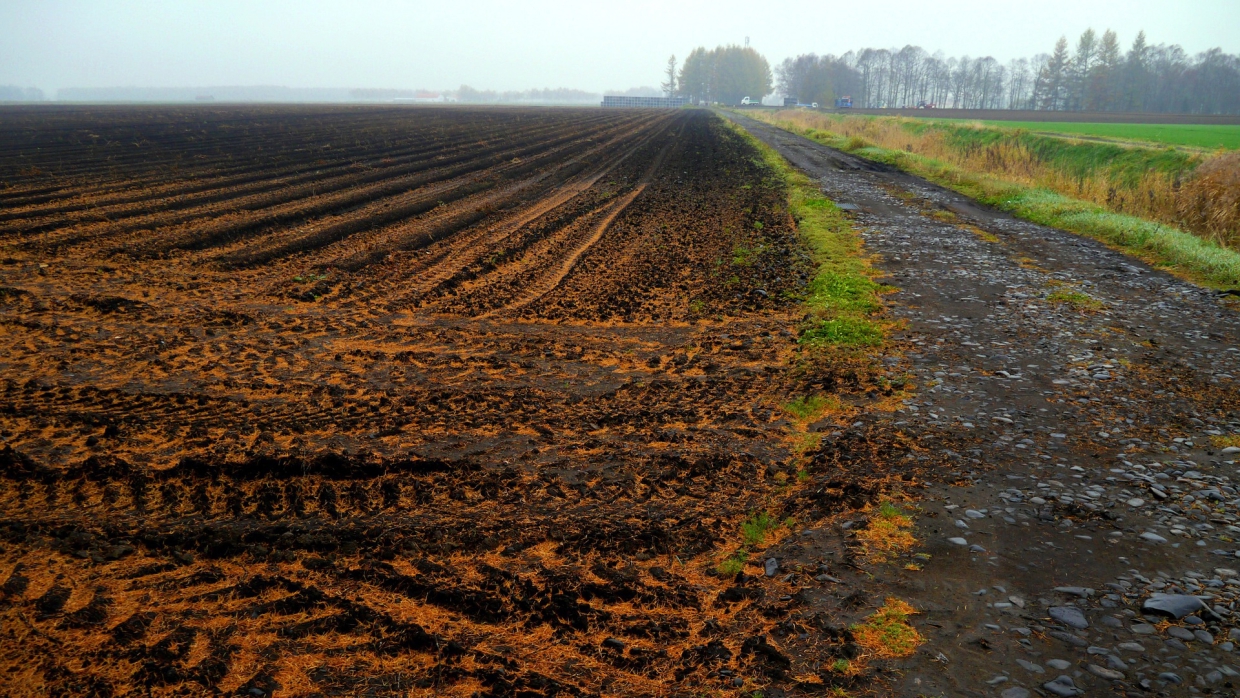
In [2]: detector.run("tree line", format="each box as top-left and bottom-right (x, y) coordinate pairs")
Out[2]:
(0, 86), (45, 102)
(774, 30), (1240, 114)
(670, 45), (773, 105)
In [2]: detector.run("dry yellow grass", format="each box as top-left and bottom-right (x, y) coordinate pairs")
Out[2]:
(852, 502), (917, 563)
(769, 110), (1237, 250)
(1179, 151), (1240, 249)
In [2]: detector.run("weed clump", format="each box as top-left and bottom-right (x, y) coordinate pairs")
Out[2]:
(1047, 289), (1105, 312)
(716, 511), (783, 575)
(853, 502), (916, 562)
(852, 598), (923, 659)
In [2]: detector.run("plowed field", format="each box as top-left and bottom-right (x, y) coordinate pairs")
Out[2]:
(0, 107), (906, 696)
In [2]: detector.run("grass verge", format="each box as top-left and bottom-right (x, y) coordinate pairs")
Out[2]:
(722, 116), (889, 346)
(746, 111), (1240, 291)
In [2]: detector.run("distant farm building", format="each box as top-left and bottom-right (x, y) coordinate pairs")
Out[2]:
(601, 96), (686, 108)
(395, 92), (448, 104)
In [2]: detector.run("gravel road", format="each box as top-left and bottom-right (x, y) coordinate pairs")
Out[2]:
(727, 112), (1240, 697)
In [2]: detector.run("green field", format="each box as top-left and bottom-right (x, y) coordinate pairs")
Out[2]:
(933, 120), (1240, 150)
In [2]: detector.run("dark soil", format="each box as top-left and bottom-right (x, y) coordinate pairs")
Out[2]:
(0, 107), (929, 697)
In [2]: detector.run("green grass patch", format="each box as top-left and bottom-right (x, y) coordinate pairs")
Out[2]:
(716, 511), (784, 575)
(783, 395), (833, 421)
(721, 116), (889, 345)
(740, 511), (779, 548)
(1047, 289), (1105, 311)
(800, 317), (884, 347)
(717, 553), (746, 576)
(934, 119), (1240, 151)
(763, 118), (1240, 290)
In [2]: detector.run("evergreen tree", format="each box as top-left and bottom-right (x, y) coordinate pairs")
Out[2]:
(1122, 30), (1150, 111)
(1068, 28), (1098, 110)
(1037, 37), (1071, 110)
(661, 55), (677, 98)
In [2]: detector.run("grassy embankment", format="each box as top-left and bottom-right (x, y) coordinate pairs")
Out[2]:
(749, 110), (1240, 291)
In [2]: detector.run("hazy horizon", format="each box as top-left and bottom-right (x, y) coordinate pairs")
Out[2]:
(3, 0), (1239, 96)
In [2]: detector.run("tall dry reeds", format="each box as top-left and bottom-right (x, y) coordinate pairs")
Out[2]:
(769, 110), (1236, 249)
(1178, 151), (1240, 249)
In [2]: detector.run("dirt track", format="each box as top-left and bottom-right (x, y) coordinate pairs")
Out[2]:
(728, 112), (1240, 697)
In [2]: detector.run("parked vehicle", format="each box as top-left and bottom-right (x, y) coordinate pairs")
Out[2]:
(834, 96), (852, 108)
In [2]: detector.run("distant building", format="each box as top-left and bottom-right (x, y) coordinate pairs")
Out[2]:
(601, 95), (686, 108)
(395, 91), (447, 104)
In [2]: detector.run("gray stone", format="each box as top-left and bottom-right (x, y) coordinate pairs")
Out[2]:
(1100, 615), (1123, 628)
(1048, 631), (1088, 647)
(1143, 593), (1210, 619)
(965, 509), (986, 519)
(1106, 654), (1128, 671)
(1086, 646), (1110, 655)
(1131, 623), (1157, 634)
(1166, 638), (1189, 651)
(1168, 626), (1196, 641)
(1206, 670), (1224, 684)
(1117, 642), (1146, 652)
(1046, 659), (1072, 670)
(1016, 659), (1043, 673)
(1222, 447), (1240, 456)
(1087, 663), (1125, 680)
(1141, 532), (1169, 543)
(1001, 689), (1031, 698)
(1049, 606), (1089, 629)
(948, 536), (968, 545)
(1195, 629), (1215, 643)
(1230, 627), (1240, 641)
(1158, 671), (1183, 684)
(1043, 675), (1083, 697)
(1053, 586), (1093, 598)
(764, 558), (778, 577)
(986, 675), (1009, 685)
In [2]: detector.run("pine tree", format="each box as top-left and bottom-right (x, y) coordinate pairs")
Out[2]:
(661, 55), (678, 98)
(1069, 29), (1097, 110)
(1039, 37), (1071, 110)
(1122, 31), (1149, 111)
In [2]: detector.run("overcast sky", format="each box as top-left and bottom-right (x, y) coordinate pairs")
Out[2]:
(3, 0), (1238, 94)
